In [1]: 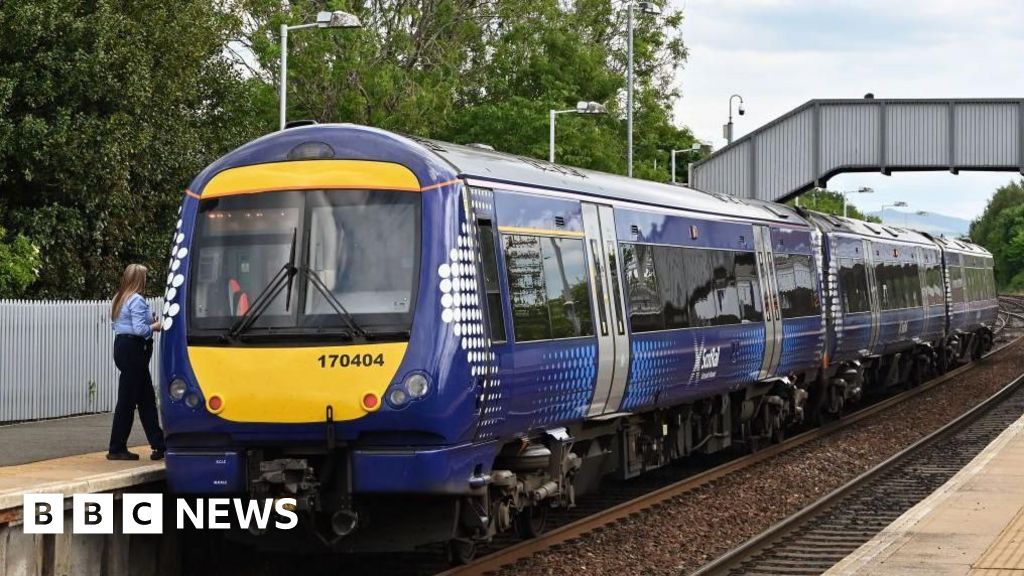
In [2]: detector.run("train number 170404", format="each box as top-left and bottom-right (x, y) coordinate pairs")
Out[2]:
(317, 353), (386, 368)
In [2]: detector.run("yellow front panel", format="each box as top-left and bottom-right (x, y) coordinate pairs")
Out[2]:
(201, 160), (421, 198)
(187, 343), (408, 423)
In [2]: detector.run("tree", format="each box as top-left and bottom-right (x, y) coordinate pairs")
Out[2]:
(0, 0), (265, 298)
(241, 0), (696, 180)
(785, 189), (881, 223)
(0, 226), (40, 297)
(970, 180), (1024, 290)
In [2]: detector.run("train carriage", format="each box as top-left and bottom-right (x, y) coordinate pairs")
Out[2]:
(159, 123), (990, 560)
(928, 235), (998, 362)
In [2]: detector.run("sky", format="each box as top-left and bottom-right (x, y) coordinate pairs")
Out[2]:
(670, 0), (1024, 224)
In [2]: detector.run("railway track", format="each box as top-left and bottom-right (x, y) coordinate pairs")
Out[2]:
(440, 303), (1024, 576)
(692, 369), (1024, 576)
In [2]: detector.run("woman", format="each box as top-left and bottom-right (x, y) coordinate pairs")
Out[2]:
(108, 264), (166, 461)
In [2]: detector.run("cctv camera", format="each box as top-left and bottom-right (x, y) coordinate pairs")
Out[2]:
(738, 106), (745, 116)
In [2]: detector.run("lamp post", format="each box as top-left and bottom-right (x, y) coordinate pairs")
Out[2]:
(723, 94), (745, 144)
(670, 143), (702, 184)
(841, 186), (874, 218)
(549, 101), (607, 163)
(909, 210), (929, 227)
(279, 10), (362, 131)
(879, 200), (908, 223)
(626, 1), (661, 177)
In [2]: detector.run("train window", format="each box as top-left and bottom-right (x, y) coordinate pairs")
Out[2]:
(621, 243), (665, 332)
(543, 237), (594, 339)
(711, 251), (742, 325)
(839, 258), (870, 313)
(477, 220), (506, 342)
(588, 239), (609, 335)
(774, 253), (819, 318)
(734, 252), (764, 322)
(607, 241), (626, 335)
(503, 235), (549, 341)
(949, 265), (964, 303)
(502, 234), (594, 342)
(681, 248), (717, 327)
(649, 245), (692, 329)
(905, 263), (922, 308)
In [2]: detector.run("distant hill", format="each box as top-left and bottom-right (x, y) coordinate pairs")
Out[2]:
(866, 209), (972, 238)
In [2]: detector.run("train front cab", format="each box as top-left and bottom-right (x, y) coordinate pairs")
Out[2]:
(159, 127), (520, 552)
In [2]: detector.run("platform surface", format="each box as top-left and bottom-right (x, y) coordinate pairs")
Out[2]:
(825, 409), (1024, 576)
(0, 447), (164, 520)
(0, 412), (150, 466)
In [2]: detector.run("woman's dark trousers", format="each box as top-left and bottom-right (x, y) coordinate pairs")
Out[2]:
(109, 335), (166, 453)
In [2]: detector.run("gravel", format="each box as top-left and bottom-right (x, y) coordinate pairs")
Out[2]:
(496, 338), (1024, 576)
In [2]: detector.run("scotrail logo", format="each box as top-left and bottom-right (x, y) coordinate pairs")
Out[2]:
(689, 336), (721, 383)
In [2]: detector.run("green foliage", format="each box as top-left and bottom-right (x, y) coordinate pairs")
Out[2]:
(786, 189), (881, 223)
(0, 0), (265, 298)
(970, 180), (1024, 290)
(0, 226), (41, 297)
(3, 0), (697, 298)
(243, 0), (697, 179)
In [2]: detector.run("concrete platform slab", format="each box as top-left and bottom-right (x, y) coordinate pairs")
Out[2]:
(0, 414), (150, 467)
(825, 411), (1024, 576)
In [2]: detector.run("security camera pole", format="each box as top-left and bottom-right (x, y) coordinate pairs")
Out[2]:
(723, 94), (745, 145)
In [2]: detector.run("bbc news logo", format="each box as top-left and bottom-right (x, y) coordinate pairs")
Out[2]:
(23, 494), (298, 534)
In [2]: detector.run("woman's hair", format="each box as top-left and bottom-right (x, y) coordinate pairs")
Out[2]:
(111, 264), (149, 321)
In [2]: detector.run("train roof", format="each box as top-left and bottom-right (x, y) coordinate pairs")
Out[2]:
(801, 210), (939, 247)
(405, 135), (807, 226)
(924, 234), (993, 258)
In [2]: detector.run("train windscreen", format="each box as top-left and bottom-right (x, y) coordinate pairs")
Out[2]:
(188, 189), (420, 342)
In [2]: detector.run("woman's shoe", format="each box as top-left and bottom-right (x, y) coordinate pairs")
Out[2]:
(106, 451), (140, 461)
(150, 449), (165, 461)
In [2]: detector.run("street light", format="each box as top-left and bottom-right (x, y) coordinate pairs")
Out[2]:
(626, 1), (661, 177)
(879, 200), (908, 223)
(723, 94), (745, 144)
(840, 186), (874, 218)
(670, 143), (702, 184)
(279, 11), (363, 131)
(549, 101), (607, 163)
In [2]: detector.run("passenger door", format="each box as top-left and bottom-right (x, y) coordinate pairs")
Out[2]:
(863, 240), (882, 354)
(753, 225), (783, 379)
(581, 203), (631, 417)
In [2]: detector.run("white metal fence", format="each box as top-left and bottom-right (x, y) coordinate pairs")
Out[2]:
(0, 298), (161, 423)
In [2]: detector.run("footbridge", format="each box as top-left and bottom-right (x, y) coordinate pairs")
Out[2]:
(689, 98), (1024, 202)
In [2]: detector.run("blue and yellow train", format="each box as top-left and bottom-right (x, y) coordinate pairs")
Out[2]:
(159, 124), (998, 560)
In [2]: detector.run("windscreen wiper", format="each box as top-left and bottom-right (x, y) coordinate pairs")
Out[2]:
(301, 266), (369, 340)
(225, 228), (298, 340)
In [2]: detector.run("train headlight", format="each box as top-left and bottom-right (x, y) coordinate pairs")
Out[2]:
(388, 388), (409, 407)
(169, 379), (187, 401)
(404, 373), (430, 399)
(184, 393), (202, 409)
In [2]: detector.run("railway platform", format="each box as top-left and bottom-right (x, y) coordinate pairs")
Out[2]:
(826, 408), (1024, 576)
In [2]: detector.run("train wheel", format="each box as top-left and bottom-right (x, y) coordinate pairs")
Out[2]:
(446, 538), (477, 565)
(515, 505), (549, 539)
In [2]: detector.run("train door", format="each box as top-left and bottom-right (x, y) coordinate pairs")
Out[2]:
(753, 225), (783, 379)
(863, 240), (882, 353)
(581, 203), (631, 417)
(916, 247), (929, 335)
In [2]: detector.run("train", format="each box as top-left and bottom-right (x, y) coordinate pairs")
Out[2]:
(158, 123), (998, 562)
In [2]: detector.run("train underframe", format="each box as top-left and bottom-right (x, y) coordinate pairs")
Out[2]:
(229, 328), (994, 564)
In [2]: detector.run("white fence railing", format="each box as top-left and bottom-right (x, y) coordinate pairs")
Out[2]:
(0, 298), (161, 423)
